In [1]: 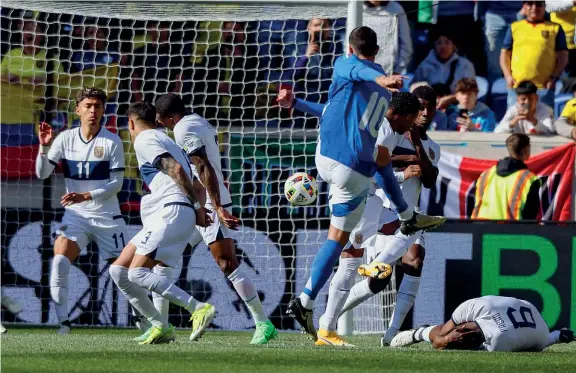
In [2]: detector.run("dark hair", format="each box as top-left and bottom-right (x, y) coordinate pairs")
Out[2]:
(515, 80), (538, 95)
(348, 26), (379, 57)
(431, 83), (452, 98)
(455, 77), (479, 94)
(75, 86), (107, 106)
(429, 26), (456, 48)
(445, 329), (484, 350)
(506, 133), (531, 158)
(155, 93), (186, 117)
(389, 92), (422, 116)
(127, 101), (157, 125)
(412, 85), (437, 106)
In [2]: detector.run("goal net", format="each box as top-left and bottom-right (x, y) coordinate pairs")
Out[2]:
(1, 0), (398, 334)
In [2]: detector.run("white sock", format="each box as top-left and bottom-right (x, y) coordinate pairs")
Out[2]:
(299, 278), (314, 309)
(398, 206), (414, 221)
(228, 267), (268, 323)
(372, 232), (418, 265)
(319, 257), (361, 331)
(389, 274), (421, 331)
(128, 267), (201, 314)
(340, 279), (375, 315)
(152, 265), (174, 319)
(109, 265), (166, 328)
(416, 325), (435, 343)
(50, 254), (70, 323)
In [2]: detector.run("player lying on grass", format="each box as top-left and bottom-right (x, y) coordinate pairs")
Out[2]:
(281, 26), (445, 342)
(278, 84), (442, 346)
(36, 87), (127, 335)
(109, 102), (212, 345)
(153, 93), (277, 345)
(390, 295), (575, 352)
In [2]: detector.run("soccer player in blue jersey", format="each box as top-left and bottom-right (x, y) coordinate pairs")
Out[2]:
(284, 26), (445, 341)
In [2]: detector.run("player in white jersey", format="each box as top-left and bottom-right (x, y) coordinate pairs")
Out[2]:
(332, 85), (443, 345)
(391, 295), (575, 352)
(108, 102), (212, 345)
(35, 87), (126, 334)
(154, 93), (278, 344)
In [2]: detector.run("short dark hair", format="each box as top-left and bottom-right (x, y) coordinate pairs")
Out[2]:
(515, 80), (538, 95)
(155, 93), (186, 118)
(455, 78), (479, 94)
(128, 101), (157, 125)
(348, 26), (379, 57)
(75, 86), (107, 106)
(506, 133), (531, 158)
(389, 92), (422, 116)
(445, 329), (484, 351)
(431, 83), (452, 98)
(412, 85), (437, 106)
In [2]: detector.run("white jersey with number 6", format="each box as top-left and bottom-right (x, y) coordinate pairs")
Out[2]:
(451, 295), (550, 352)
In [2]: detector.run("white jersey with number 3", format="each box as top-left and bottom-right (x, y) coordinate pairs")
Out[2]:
(173, 113), (232, 206)
(451, 296), (550, 352)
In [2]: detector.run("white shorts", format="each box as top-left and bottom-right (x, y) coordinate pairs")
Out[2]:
(56, 211), (126, 262)
(195, 200), (234, 245)
(350, 190), (383, 249)
(131, 203), (196, 268)
(316, 151), (371, 232)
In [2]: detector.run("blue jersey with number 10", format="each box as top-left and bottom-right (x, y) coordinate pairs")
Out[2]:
(319, 55), (391, 177)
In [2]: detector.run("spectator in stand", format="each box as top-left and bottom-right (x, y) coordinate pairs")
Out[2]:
(553, 87), (576, 139)
(446, 78), (497, 132)
(70, 24), (119, 73)
(475, 1), (524, 83)
(363, 1), (412, 74)
(495, 80), (554, 134)
(547, 0), (576, 92)
(412, 29), (476, 94)
(471, 133), (541, 221)
(500, 1), (569, 108)
(435, 0), (486, 76)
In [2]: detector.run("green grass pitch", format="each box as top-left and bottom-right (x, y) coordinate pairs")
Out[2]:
(2, 328), (576, 373)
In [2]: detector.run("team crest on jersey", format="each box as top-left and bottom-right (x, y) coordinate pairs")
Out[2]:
(541, 30), (550, 38)
(355, 233), (363, 244)
(428, 148), (435, 160)
(94, 146), (104, 158)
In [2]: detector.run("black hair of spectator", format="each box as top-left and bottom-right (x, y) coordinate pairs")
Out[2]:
(349, 26), (379, 57)
(412, 85), (437, 106)
(430, 83), (452, 98)
(155, 93), (186, 118)
(506, 133), (531, 158)
(127, 101), (157, 125)
(429, 26), (457, 48)
(389, 92), (422, 116)
(515, 81), (538, 95)
(75, 86), (107, 106)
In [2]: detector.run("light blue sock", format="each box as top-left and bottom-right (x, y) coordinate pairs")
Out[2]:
(375, 163), (409, 213)
(301, 239), (344, 302)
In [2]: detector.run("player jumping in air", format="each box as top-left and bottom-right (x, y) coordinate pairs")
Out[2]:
(36, 87), (127, 335)
(153, 93), (277, 344)
(109, 101), (211, 345)
(285, 26), (445, 342)
(390, 295), (575, 352)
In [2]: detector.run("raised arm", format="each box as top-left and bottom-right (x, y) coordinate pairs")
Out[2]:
(35, 122), (60, 179)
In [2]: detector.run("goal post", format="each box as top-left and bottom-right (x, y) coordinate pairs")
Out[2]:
(1, 0), (397, 333)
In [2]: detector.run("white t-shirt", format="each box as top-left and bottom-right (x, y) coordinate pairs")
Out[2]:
(451, 296), (550, 352)
(375, 118), (403, 157)
(47, 127), (124, 219)
(173, 114), (232, 206)
(134, 129), (194, 214)
(376, 133), (441, 209)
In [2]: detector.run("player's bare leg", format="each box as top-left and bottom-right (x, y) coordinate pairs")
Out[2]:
(208, 238), (276, 344)
(381, 242), (425, 345)
(316, 247), (364, 347)
(51, 236), (81, 335)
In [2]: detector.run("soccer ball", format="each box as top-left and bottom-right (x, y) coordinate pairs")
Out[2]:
(284, 172), (318, 206)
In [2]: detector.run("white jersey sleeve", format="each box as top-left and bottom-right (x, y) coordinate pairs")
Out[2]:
(109, 136), (125, 172)
(47, 131), (65, 165)
(134, 132), (172, 166)
(375, 118), (402, 155)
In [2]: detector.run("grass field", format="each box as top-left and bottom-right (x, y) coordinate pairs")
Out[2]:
(2, 328), (576, 373)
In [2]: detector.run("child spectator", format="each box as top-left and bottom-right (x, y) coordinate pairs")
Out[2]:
(446, 78), (497, 132)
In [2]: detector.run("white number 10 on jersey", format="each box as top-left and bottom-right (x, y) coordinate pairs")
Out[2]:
(76, 162), (90, 178)
(359, 92), (388, 138)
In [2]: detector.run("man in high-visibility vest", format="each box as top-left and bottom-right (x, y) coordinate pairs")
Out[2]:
(472, 133), (541, 220)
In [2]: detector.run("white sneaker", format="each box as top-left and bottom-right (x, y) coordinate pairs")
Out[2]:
(57, 322), (71, 335)
(381, 327), (399, 346)
(1, 295), (22, 315)
(0, 323), (6, 334)
(390, 329), (418, 348)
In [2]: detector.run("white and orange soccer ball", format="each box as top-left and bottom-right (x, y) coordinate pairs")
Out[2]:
(284, 172), (318, 206)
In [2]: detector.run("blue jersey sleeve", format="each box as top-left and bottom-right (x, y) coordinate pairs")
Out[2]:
(502, 26), (513, 50)
(293, 98), (326, 117)
(555, 26), (568, 51)
(333, 55), (384, 83)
